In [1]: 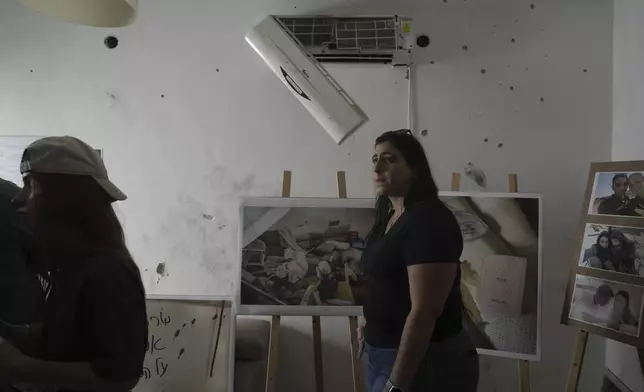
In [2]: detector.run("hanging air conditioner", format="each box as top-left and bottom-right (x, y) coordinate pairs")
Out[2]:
(245, 15), (414, 145)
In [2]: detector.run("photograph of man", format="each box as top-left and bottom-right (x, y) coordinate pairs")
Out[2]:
(569, 276), (643, 337)
(570, 284), (614, 326)
(627, 173), (644, 216)
(593, 172), (644, 217)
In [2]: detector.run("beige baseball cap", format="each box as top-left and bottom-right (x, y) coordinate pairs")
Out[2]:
(20, 136), (127, 202)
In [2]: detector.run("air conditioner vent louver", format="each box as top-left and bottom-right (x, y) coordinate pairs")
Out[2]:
(278, 17), (404, 63)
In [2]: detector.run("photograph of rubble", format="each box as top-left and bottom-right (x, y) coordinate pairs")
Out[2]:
(238, 197), (374, 316)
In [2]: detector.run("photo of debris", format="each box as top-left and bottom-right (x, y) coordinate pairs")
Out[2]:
(240, 202), (374, 313)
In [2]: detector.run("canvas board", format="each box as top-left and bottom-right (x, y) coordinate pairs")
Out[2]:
(238, 192), (543, 360)
(137, 295), (235, 392)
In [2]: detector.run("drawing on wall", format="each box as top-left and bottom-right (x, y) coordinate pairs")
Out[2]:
(441, 193), (542, 359)
(588, 171), (644, 218)
(239, 194), (542, 359)
(578, 223), (644, 277)
(568, 275), (643, 338)
(239, 198), (373, 316)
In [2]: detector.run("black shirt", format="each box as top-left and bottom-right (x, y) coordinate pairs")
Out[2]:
(598, 194), (644, 216)
(362, 198), (464, 348)
(0, 178), (45, 324)
(40, 251), (148, 389)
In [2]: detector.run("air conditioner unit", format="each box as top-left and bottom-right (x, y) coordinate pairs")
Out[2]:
(245, 15), (414, 145)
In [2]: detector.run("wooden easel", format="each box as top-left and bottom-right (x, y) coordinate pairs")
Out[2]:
(451, 172), (532, 392)
(565, 332), (644, 391)
(264, 170), (365, 392)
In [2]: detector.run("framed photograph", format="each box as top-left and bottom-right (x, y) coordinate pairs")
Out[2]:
(577, 223), (644, 277)
(238, 197), (373, 317)
(587, 162), (644, 219)
(565, 275), (643, 341)
(440, 192), (542, 360)
(238, 192), (543, 361)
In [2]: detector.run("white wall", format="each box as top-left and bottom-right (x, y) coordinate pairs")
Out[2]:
(608, 0), (644, 391)
(0, 0), (614, 391)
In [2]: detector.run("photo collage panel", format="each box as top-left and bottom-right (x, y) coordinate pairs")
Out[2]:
(564, 161), (644, 347)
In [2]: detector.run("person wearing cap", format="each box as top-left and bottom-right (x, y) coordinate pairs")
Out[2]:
(0, 136), (147, 391)
(0, 177), (44, 325)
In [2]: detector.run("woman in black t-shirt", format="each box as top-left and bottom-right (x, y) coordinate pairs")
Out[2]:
(358, 130), (479, 392)
(0, 136), (147, 391)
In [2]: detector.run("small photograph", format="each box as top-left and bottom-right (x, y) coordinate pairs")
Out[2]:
(578, 224), (644, 276)
(589, 172), (644, 217)
(569, 275), (643, 337)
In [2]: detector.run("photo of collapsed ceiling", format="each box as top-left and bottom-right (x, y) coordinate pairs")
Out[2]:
(240, 205), (374, 309)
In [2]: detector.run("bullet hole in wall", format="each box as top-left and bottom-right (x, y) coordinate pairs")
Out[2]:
(497, 143), (504, 148)
(511, 38), (516, 43)
(216, 68), (220, 72)
(421, 129), (428, 136)
(583, 69), (588, 73)
(416, 35), (430, 48)
(161, 94), (165, 98)
(430, 61), (435, 65)
(480, 69), (487, 74)
(30, 70), (33, 73)
(484, 138), (489, 142)
(104, 36), (119, 49)
(462, 45), (469, 51)
(530, 4), (536, 9)
(509, 86), (515, 91)
(540, 97), (545, 102)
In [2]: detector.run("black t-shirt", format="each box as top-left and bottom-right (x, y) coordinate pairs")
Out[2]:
(362, 198), (463, 348)
(40, 251), (148, 389)
(0, 178), (45, 324)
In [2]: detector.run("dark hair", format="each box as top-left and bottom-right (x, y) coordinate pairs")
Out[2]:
(596, 231), (609, 245)
(367, 130), (439, 242)
(596, 284), (614, 299)
(31, 173), (133, 268)
(609, 230), (635, 271)
(612, 173), (628, 186)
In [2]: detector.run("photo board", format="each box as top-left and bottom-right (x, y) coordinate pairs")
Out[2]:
(136, 296), (235, 392)
(238, 192), (543, 360)
(563, 161), (644, 348)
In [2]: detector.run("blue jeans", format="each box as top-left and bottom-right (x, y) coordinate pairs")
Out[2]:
(362, 330), (479, 392)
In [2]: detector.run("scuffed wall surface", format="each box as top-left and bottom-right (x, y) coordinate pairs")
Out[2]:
(0, 0), (612, 391)
(609, 0), (644, 391)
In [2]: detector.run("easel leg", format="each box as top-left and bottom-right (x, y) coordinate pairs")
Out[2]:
(518, 360), (530, 392)
(312, 316), (324, 392)
(264, 170), (292, 392)
(265, 315), (281, 392)
(507, 173), (531, 392)
(349, 316), (365, 392)
(565, 330), (589, 392)
(336, 171), (365, 392)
